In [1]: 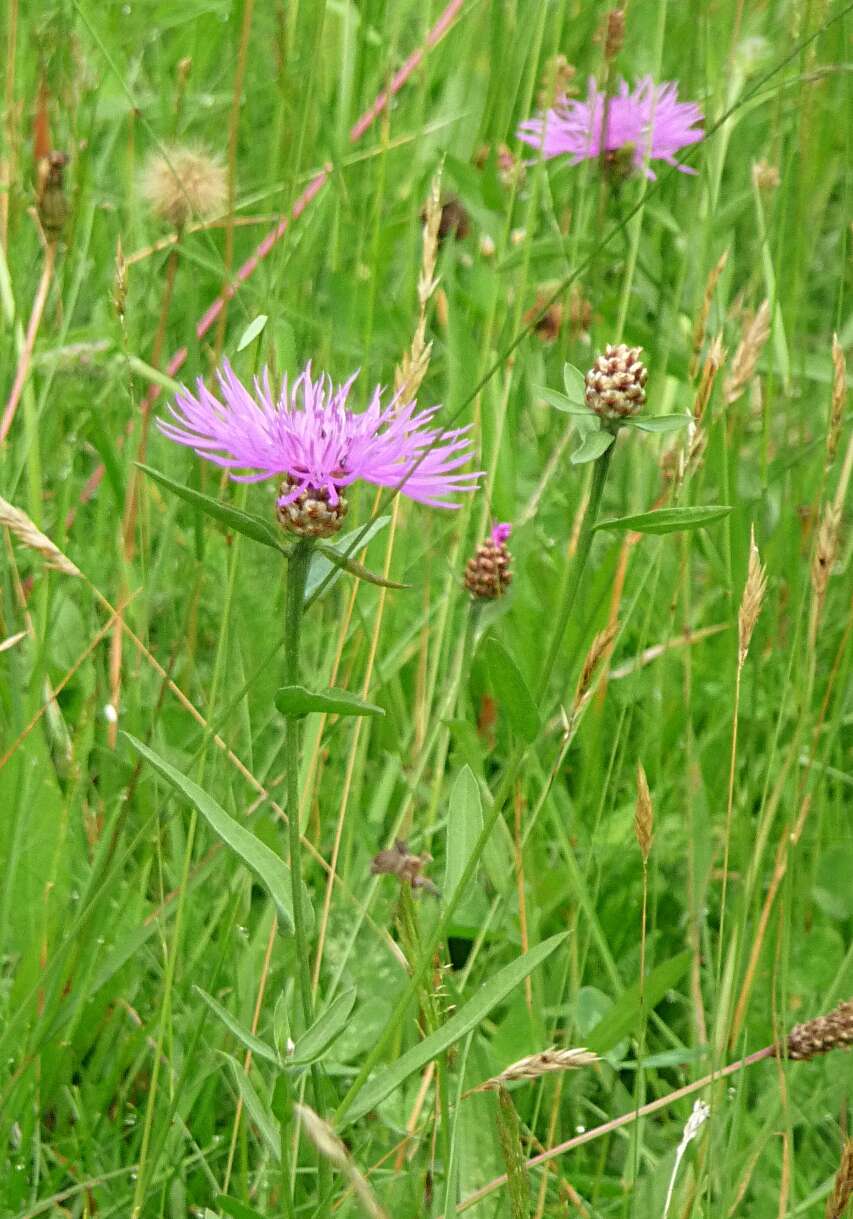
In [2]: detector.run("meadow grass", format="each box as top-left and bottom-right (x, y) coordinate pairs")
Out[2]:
(0, 1), (850, 1216)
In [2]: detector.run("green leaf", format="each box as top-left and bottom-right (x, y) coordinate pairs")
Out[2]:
(444, 766), (484, 907)
(628, 414), (691, 433)
(483, 637), (541, 744)
(126, 355), (184, 397)
(592, 505), (733, 535)
(124, 734), (312, 935)
(304, 516), (391, 605)
(535, 386), (590, 416)
(292, 987), (358, 1064)
(236, 313), (269, 352)
(274, 685), (385, 719)
(563, 362), (587, 405)
(586, 952), (690, 1053)
(570, 430), (614, 465)
(342, 933), (567, 1125)
(221, 1054), (280, 1161)
(217, 1197), (268, 1219)
(316, 541), (409, 590)
(138, 464), (285, 552)
(195, 986), (280, 1066)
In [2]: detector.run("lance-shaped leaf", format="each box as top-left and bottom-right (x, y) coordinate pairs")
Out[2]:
(316, 541), (409, 590)
(340, 933), (567, 1125)
(138, 463), (286, 553)
(236, 313), (269, 352)
(304, 516), (391, 605)
(275, 685), (385, 719)
(593, 505), (732, 535)
(586, 952), (690, 1053)
(483, 637), (541, 744)
(626, 414), (691, 433)
(536, 386), (590, 416)
(563, 361), (587, 404)
(571, 430), (614, 465)
(196, 986), (280, 1066)
(292, 988), (358, 1064)
(124, 734), (312, 934)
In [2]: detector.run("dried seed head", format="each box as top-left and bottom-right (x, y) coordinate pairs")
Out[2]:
(35, 150), (70, 242)
(724, 300), (770, 405)
(603, 8), (626, 60)
(572, 620), (619, 724)
(295, 1104), (389, 1219)
(396, 169), (441, 403)
(467, 1047), (599, 1095)
(752, 160), (780, 191)
(585, 343), (648, 419)
(827, 335), (846, 469)
(464, 523), (513, 600)
(810, 502), (841, 625)
(690, 249), (729, 379)
(538, 53), (578, 108)
(0, 496), (81, 578)
(634, 763), (653, 862)
(141, 144), (227, 230)
(113, 236), (127, 320)
(783, 998), (853, 1061)
(692, 334), (726, 423)
(370, 839), (438, 896)
(524, 292), (563, 343)
(826, 1138), (853, 1219)
(432, 196), (469, 243)
(276, 479), (348, 539)
(738, 526), (767, 666)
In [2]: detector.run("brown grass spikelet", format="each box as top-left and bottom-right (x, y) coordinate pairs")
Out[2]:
(395, 170), (442, 404)
(141, 144), (227, 230)
(573, 621), (619, 712)
(724, 299), (771, 405)
(466, 1047), (599, 1095)
(295, 1104), (389, 1219)
(692, 334), (726, 424)
(538, 54), (577, 108)
(113, 235), (127, 321)
(827, 335), (846, 468)
(0, 496), (80, 578)
(826, 1138), (853, 1219)
(738, 526), (768, 666)
(810, 501), (841, 626)
(634, 763), (653, 862)
(782, 998), (853, 1061)
(690, 250), (729, 379)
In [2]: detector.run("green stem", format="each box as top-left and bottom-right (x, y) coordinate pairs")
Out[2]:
(538, 443), (615, 698)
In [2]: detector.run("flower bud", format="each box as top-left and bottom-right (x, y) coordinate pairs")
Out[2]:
(584, 343), (648, 419)
(464, 523), (512, 600)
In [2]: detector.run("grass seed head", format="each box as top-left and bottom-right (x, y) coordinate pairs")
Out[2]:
(827, 334), (846, 468)
(810, 501), (841, 624)
(826, 1138), (853, 1219)
(724, 299), (770, 405)
(141, 144), (227, 230)
(0, 496), (80, 578)
(467, 1047), (599, 1094)
(738, 526), (768, 666)
(634, 762), (653, 862)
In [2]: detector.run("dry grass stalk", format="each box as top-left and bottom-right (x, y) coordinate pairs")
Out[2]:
(783, 998), (853, 1062)
(395, 170), (442, 404)
(826, 1138), (853, 1219)
(295, 1103), (389, 1219)
(690, 250), (729, 379)
(0, 497), (80, 578)
(827, 334), (846, 469)
(738, 526), (768, 666)
(634, 763), (653, 862)
(724, 299), (771, 405)
(466, 1047), (599, 1095)
(810, 501), (841, 628)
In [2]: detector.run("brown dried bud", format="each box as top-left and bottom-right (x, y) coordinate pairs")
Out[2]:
(585, 343), (648, 419)
(464, 525), (512, 600)
(604, 9), (626, 60)
(783, 998), (853, 1061)
(36, 151), (70, 241)
(430, 196), (469, 243)
(371, 839), (438, 896)
(276, 479), (348, 539)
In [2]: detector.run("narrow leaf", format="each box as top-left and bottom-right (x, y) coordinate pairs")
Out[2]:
(275, 685), (385, 719)
(138, 464), (285, 552)
(236, 314), (269, 352)
(563, 362), (587, 405)
(304, 516), (391, 605)
(217, 1197), (268, 1219)
(628, 414), (691, 433)
(535, 386), (590, 416)
(593, 506), (732, 535)
(292, 987), (358, 1064)
(444, 767), (484, 906)
(342, 933), (567, 1124)
(570, 430), (614, 465)
(195, 986), (280, 1066)
(483, 637), (541, 744)
(124, 734), (312, 935)
(586, 952), (690, 1053)
(222, 1054), (280, 1161)
(316, 542), (409, 590)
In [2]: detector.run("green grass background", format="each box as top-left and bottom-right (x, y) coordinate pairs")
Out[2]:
(0, 0), (850, 1216)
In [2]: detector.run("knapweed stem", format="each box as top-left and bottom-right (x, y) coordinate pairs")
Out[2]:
(538, 444), (614, 697)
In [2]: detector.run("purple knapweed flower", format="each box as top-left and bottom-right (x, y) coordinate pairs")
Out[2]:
(491, 522), (512, 545)
(517, 76), (703, 180)
(159, 361), (482, 524)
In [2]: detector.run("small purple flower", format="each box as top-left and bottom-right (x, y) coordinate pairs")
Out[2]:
(159, 360), (482, 511)
(518, 75), (703, 180)
(491, 522), (512, 546)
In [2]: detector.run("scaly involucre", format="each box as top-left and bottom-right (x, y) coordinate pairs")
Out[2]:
(518, 75), (703, 179)
(160, 361), (481, 510)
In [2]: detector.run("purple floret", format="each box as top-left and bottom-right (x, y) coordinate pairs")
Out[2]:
(159, 360), (483, 510)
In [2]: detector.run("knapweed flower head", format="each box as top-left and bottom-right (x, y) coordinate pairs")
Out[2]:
(518, 76), (703, 180)
(465, 522), (513, 599)
(585, 344), (648, 420)
(159, 361), (481, 538)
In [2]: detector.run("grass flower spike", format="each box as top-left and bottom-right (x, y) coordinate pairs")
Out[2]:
(518, 76), (703, 179)
(160, 360), (481, 536)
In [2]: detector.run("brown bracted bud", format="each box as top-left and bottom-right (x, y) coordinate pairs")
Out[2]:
(276, 478), (348, 539)
(783, 998), (853, 1062)
(464, 523), (512, 600)
(585, 343), (648, 420)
